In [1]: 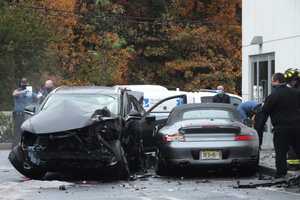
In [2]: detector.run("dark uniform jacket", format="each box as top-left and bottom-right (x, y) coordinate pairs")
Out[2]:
(261, 85), (300, 130)
(212, 93), (231, 104)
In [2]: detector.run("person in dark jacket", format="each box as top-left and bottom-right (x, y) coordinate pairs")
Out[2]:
(212, 85), (231, 104)
(252, 103), (265, 147)
(254, 73), (287, 149)
(259, 69), (300, 178)
(271, 72), (285, 93)
(283, 69), (300, 170)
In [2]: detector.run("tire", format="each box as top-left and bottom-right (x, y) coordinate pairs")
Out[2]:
(155, 149), (169, 176)
(112, 141), (130, 180)
(129, 139), (145, 172)
(244, 164), (258, 176)
(8, 146), (46, 180)
(238, 159), (259, 176)
(248, 153), (260, 175)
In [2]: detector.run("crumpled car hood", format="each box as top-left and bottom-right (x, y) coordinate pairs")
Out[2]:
(22, 100), (101, 134)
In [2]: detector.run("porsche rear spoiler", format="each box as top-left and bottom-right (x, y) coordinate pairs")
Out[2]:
(179, 125), (241, 134)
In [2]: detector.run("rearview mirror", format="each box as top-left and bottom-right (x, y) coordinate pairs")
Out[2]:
(24, 105), (36, 116)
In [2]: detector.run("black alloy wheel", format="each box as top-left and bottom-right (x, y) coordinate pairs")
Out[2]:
(9, 146), (46, 180)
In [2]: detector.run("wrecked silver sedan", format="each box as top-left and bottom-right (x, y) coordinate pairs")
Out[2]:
(9, 86), (185, 179)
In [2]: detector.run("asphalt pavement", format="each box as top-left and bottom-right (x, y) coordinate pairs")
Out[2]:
(1, 150), (300, 200)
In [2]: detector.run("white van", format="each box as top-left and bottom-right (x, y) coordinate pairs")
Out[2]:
(116, 85), (242, 113)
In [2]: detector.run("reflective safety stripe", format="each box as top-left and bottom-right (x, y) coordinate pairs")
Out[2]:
(287, 159), (300, 165)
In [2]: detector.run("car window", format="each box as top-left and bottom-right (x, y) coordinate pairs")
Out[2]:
(201, 96), (214, 103)
(128, 100), (138, 114)
(201, 96), (242, 106)
(131, 96), (145, 114)
(168, 108), (236, 124)
(42, 94), (119, 115)
(150, 97), (184, 113)
(126, 94), (140, 114)
(182, 109), (233, 120)
(230, 97), (242, 106)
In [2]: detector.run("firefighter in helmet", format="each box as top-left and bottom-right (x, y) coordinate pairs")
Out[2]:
(285, 68), (300, 170)
(259, 68), (300, 178)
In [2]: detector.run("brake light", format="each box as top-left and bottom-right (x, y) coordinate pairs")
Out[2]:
(234, 135), (255, 141)
(163, 133), (185, 142)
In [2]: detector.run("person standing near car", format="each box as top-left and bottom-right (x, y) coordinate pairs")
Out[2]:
(37, 79), (55, 104)
(284, 69), (300, 170)
(237, 101), (264, 147)
(212, 85), (231, 104)
(259, 69), (300, 178)
(237, 100), (259, 121)
(253, 73), (286, 148)
(13, 78), (35, 112)
(12, 78), (36, 145)
(271, 72), (286, 92)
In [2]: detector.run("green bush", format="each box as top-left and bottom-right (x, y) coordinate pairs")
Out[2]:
(0, 112), (14, 143)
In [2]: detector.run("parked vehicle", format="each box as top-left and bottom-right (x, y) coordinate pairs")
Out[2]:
(9, 86), (186, 179)
(155, 103), (259, 175)
(116, 85), (242, 113)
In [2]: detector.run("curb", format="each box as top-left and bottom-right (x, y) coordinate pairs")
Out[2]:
(0, 143), (12, 150)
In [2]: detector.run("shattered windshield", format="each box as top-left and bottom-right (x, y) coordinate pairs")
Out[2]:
(42, 94), (119, 115)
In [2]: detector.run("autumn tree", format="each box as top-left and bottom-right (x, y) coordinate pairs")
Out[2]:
(0, 0), (57, 110)
(27, 0), (242, 92)
(0, 0), (242, 110)
(97, 0), (242, 92)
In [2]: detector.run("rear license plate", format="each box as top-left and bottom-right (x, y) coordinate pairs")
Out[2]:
(200, 150), (222, 160)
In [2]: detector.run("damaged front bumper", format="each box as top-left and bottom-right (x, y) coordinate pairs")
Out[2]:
(20, 125), (122, 171)
(25, 144), (118, 171)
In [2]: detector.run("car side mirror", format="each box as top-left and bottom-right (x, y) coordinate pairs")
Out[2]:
(24, 105), (36, 116)
(243, 118), (253, 127)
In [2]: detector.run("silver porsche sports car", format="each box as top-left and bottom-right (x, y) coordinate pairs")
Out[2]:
(155, 103), (259, 175)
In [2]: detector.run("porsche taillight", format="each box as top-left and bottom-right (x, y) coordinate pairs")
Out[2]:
(162, 133), (185, 142)
(234, 135), (255, 141)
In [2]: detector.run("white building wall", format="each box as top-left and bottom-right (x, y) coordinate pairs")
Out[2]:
(242, 0), (300, 100)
